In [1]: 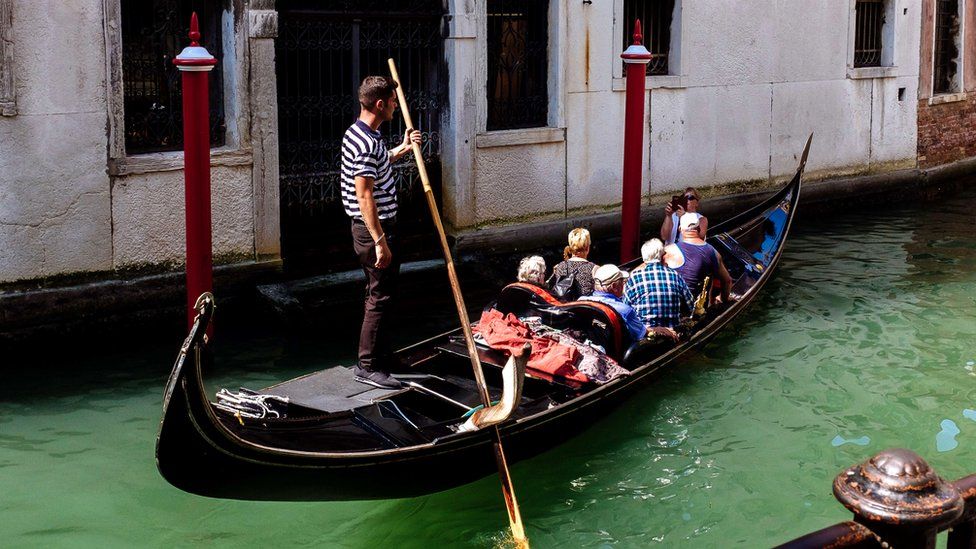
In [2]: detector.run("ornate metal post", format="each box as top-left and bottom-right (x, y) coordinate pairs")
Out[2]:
(619, 19), (651, 264)
(834, 448), (963, 548)
(174, 13), (217, 330)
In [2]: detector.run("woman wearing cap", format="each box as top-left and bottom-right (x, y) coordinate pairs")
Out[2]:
(661, 187), (707, 245)
(548, 228), (597, 301)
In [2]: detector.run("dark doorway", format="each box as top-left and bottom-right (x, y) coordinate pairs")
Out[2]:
(276, 0), (446, 274)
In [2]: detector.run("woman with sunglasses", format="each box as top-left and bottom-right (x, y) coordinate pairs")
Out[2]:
(660, 187), (708, 245)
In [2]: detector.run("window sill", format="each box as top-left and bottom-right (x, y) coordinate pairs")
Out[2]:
(108, 147), (253, 176)
(847, 66), (897, 80)
(475, 127), (566, 149)
(612, 75), (685, 91)
(929, 92), (968, 106)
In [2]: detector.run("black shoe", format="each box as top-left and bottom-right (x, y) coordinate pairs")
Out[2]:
(354, 366), (403, 390)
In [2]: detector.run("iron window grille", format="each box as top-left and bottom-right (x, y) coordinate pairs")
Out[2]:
(121, 0), (226, 154)
(933, 0), (961, 94)
(486, 0), (549, 131)
(623, 0), (674, 76)
(853, 0), (885, 67)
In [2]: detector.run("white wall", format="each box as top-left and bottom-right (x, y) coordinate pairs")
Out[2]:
(443, 0), (922, 230)
(111, 166), (254, 267)
(0, 1), (262, 284)
(0, 1), (112, 283)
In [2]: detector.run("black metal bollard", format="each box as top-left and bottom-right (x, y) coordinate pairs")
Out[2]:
(947, 474), (976, 548)
(833, 448), (963, 548)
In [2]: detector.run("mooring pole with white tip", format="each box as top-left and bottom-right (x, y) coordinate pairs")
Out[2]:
(174, 13), (217, 331)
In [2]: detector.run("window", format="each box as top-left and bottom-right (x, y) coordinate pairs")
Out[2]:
(933, 0), (962, 94)
(120, 0), (225, 154)
(622, 0), (674, 76)
(0, 0), (14, 116)
(486, 0), (549, 131)
(853, 0), (884, 67)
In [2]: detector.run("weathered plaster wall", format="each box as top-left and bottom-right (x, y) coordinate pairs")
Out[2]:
(1, 0), (270, 284)
(0, 0), (112, 283)
(473, 142), (567, 222)
(651, 0), (920, 188)
(442, 0), (479, 229)
(443, 0), (922, 231)
(111, 166), (254, 267)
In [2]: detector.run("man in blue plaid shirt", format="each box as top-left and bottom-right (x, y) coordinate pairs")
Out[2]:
(624, 238), (693, 338)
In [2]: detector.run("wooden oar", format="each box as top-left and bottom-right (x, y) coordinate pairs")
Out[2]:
(388, 58), (529, 548)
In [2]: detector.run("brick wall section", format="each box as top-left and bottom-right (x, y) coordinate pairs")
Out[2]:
(917, 97), (976, 168)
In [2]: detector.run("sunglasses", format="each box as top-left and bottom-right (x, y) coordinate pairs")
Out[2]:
(684, 194), (698, 201)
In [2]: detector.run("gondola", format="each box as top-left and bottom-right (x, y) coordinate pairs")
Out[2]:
(156, 137), (811, 502)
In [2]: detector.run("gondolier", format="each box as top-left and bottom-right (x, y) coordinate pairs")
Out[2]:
(342, 76), (421, 389)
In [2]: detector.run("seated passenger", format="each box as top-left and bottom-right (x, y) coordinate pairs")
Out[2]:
(624, 239), (692, 342)
(580, 264), (647, 342)
(516, 255), (547, 287)
(548, 228), (597, 301)
(664, 213), (733, 303)
(661, 187), (708, 245)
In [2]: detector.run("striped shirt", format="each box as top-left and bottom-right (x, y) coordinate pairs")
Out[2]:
(623, 261), (694, 328)
(341, 120), (397, 219)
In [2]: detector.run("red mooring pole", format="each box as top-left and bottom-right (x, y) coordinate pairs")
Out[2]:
(619, 20), (652, 264)
(174, 13), (217, 330)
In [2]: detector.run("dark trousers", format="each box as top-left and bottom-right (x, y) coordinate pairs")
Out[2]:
(351, 217), (400, 372)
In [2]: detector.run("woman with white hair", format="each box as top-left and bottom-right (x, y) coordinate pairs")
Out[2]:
(516, 255), (547, 287)
(548, 227), (597, 301)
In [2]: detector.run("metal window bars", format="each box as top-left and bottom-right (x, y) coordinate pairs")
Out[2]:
(486, 0), (549, 131)
(120, 0), (225, 154)
(853, 0), (885, 68)
(274, 1), (446, 270)
(623, 0), (674, 76)
(934, 0), (961, 94)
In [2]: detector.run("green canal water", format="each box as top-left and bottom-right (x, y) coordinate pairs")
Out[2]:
(3, 190), (976, 547)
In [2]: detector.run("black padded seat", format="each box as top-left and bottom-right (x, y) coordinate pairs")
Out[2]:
(487, 283), (630, 359)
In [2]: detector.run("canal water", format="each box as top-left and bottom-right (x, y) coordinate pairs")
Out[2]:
(2, 187), (976, 547)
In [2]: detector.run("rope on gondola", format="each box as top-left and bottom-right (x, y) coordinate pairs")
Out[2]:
(214, 388), (289, 419)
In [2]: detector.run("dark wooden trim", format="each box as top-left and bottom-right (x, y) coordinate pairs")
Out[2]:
(920, 0), (935, 99)
(0, 0), (15, 116)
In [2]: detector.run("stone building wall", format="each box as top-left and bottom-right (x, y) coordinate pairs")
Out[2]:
(917, 96), (976, 168)
(0, 0), (113, 283)
(442, 0), (923, 232)
(0, 0), (279, 285)
(917, 0), (976, 168)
